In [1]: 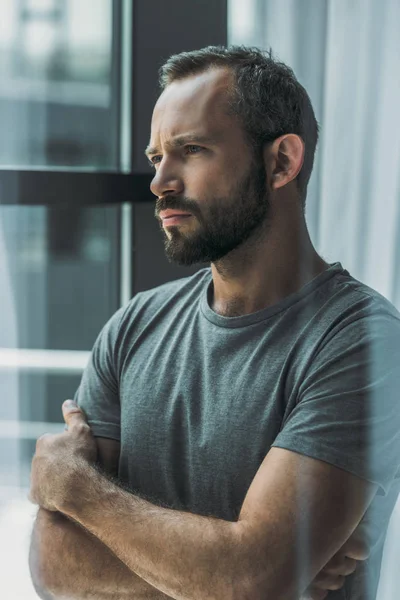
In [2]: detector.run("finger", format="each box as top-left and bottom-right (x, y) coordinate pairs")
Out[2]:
(62, 399), (88, 429)
(343, 537), (370, 561)
(340, 524), (372, 560)
(311, 573), (346, 591)
(302, 587), (329, 600)
(323, 555), (358, 576)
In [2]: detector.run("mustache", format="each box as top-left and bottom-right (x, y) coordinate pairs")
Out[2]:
(155, 197), (198, 219)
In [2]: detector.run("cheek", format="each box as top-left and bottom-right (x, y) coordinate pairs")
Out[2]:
(186, 164), (233, 200)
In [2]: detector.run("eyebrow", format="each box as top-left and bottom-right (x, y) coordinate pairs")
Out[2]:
(144, 134), (221, 157)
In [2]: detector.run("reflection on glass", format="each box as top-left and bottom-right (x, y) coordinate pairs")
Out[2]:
(0, 0), (118, 168)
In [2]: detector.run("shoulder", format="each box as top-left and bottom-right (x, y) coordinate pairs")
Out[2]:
(314, 270), (400, 347)
(120, 267), (211, 326)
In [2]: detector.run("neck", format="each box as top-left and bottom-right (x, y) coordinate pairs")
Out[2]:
(209, 208), (329, 318)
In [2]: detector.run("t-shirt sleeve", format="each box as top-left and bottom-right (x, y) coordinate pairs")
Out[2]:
(272, 304), (400, 496)
(72, 305), (128, 441)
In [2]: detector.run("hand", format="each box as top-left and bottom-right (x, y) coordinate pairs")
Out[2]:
(301, 552), (358, 599)
(301, 522), (371, 599)
(29, 400), (97, 512)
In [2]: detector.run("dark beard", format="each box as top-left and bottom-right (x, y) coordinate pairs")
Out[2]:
(156, 159), (270, 267)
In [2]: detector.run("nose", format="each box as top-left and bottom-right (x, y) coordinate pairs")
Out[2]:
(150, 159), (184, 199)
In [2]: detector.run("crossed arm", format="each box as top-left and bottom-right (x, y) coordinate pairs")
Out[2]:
(30, 438), (170, 600)
(30, 435), (376, 600)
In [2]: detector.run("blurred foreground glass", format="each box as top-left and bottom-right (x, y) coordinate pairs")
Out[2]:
(0, 202), (121, 479)
(0, 0), (118, 168)
(0, 204), (121, 600)
(0, 2), (124, 596)
(0, 203), (121, 597)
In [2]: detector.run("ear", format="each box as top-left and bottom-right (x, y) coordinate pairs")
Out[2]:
(264, 134), (305, 192)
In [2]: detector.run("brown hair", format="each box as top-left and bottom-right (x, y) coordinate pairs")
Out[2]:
(159, 45), (320, 211)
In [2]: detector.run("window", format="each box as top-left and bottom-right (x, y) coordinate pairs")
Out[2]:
(0, 2), (127, 596)
(0, 0), (118, 168)
(0, 1), (227, 596)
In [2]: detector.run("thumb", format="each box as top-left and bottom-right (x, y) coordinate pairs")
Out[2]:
(62, 399), (87, 428)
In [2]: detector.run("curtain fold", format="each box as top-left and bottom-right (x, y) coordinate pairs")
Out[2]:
(228, 0), (400, 308)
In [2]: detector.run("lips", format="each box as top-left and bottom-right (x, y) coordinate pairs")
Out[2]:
(160, 209), (192, 220)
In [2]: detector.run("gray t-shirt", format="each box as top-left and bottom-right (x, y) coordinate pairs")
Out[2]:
(75, 262), (400, 600)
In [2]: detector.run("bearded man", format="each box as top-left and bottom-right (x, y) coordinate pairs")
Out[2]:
(29, 46), (400, 600)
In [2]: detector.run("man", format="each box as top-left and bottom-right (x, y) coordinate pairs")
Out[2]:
(29, 46), (400, 600)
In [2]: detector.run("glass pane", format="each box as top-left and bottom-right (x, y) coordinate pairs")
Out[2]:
(0, 372), (82, 487)
(0, 204), (121, 350)
(0, 369), (83, 599)
(0, 0), (118, 168)
(0, 203), (121, 596)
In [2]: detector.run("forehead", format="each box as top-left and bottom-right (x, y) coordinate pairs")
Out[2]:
(149, 68), (237, 147)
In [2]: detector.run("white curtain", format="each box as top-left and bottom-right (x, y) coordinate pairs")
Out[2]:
(228, 0), (400, 308)
(228, 0), (400, 598)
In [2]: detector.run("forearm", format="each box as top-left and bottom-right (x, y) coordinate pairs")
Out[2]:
(61, 465), (249, 600)
(29, 507), (172, 600)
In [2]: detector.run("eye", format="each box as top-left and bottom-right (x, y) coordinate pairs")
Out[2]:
(148, 156), (161, 169)
(186, 145), (203, 154)
(147, 145), (203, 169)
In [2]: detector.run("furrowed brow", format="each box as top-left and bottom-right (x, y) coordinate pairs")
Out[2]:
(144, 134), (220, 157)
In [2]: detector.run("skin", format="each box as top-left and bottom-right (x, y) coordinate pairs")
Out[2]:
(30, 403), (375, 600)
(30, 69), (377, 600)
(147, 67), (329, 317)
(30, 416), (368, 600)
(29, 405), (171, 600)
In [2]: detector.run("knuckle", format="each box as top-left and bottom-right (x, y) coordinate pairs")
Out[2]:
(350, 539), (370, 560)
(36, 432), (51, 447)
(342, 529), (371, 561)
(75, 422), (90, 435)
